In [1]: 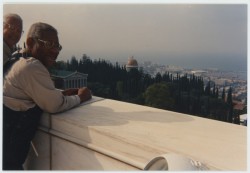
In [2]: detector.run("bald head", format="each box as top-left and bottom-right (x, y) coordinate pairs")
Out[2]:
(4, 13), (22, 23)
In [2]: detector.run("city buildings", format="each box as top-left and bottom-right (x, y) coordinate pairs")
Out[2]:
(139, 61), (247, 104)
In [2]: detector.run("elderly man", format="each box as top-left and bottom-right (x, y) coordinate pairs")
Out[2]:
(3, 22), (92, 170)
(3, 13), (23, 66)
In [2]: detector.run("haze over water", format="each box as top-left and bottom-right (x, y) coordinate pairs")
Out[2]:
(3, 3), (247, 73)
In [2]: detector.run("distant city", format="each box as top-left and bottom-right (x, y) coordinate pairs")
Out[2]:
(118, 60), (247, 104)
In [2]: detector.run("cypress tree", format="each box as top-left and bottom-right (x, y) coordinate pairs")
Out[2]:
(227, 87), (233, 123)
(222, 87), (226, 102)
(205, 81), (211, 96)
(215, 88), (219, 99)
(212, 83), (216, 97)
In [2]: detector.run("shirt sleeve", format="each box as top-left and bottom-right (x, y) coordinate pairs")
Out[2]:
(19, 61), (81, 113)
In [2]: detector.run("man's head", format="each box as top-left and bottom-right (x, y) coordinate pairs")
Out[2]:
(3, 13), (23, 49)
(26, 22), (62, 68)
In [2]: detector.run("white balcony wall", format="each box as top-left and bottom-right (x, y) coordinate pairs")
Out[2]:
(24, 96), (247, 171)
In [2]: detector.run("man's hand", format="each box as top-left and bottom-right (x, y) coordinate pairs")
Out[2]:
(62, 88), (79, 96)
(78, 87), (92, 103)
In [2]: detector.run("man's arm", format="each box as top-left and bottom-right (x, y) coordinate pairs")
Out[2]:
(21, 62), (82, 113)
(62, 88), (78, 96)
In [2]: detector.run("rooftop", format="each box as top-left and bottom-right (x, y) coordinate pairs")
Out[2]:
(50, 70), (76, 78)
(50, 70), (87, 78)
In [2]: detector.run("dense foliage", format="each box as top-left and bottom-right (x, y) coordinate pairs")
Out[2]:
(52, 55), (245, 124)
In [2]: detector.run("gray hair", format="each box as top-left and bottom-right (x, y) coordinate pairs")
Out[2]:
(3, 13), (22, 23)
(27, 22), (58, 39)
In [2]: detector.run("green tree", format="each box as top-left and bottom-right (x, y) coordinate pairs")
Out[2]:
(204, 81), (211, 96)
(69, 56), (79, 71)
(227, 87), (233, 122)
(215, 88), (219, 99)
(144, 82), (175, 110)
(222, 87), (226, 102)
(116, 81), (124, 99)
(155, 72), (162, 83)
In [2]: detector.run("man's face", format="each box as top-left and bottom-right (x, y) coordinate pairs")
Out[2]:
(30, 31), (61, 68)
(3, 17), (23, 48)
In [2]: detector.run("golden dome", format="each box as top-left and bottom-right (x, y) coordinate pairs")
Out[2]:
(126, 56), (138, 67)
(126, 56), (138, 72)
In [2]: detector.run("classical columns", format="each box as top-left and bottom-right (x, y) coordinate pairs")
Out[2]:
(62, 76), (87, 89)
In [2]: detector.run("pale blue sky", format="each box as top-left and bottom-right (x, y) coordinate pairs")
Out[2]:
(3, 2), (248, 71)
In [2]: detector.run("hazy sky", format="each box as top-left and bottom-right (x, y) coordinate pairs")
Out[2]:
(3, 2), (248, 71)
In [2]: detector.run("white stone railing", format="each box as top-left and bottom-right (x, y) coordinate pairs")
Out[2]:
(24, 96), (247, 171)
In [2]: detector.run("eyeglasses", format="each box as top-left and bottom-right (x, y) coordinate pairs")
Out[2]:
(37, 39), (62, 51)
(4, 22), (24, 34)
